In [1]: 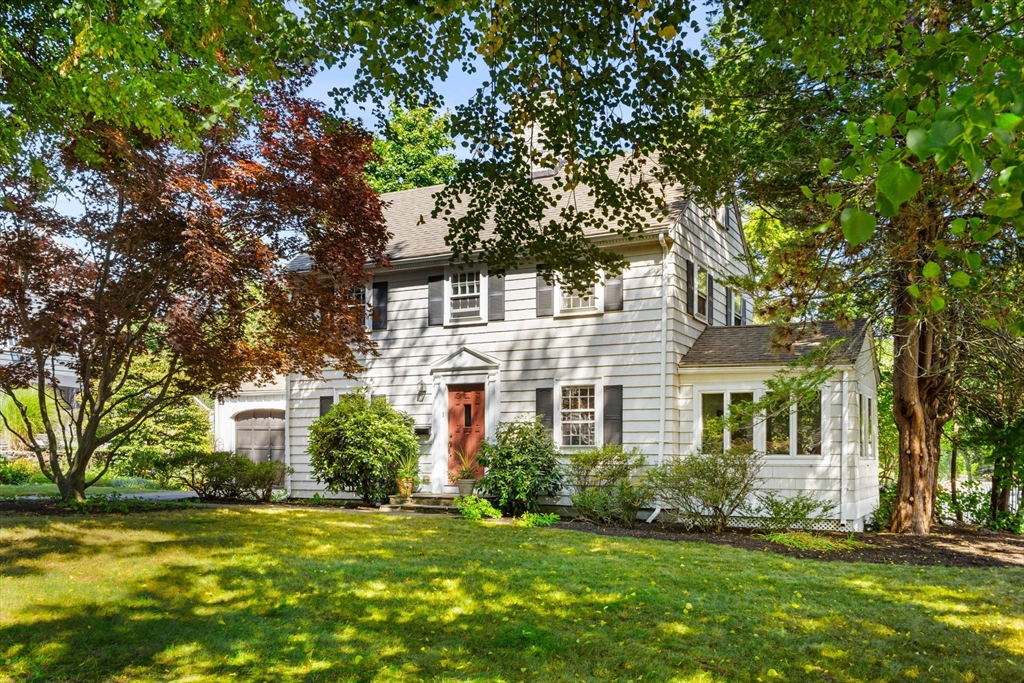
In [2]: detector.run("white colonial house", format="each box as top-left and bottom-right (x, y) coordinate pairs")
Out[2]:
(216, 175), (880, 529)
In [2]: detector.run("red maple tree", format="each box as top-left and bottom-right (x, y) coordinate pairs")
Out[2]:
(0, 91), (388, 500)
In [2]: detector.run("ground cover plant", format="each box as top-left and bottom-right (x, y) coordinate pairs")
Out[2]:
(2, 509), (1023, 682)
(758, 531), (871, 553)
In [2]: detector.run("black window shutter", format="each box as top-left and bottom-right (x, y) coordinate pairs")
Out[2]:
(706, 274), (714, 325)
(725, 287), (733, 326)
(536, 388), (554, 431)
(319, 395), (333, 417)
(603, 385), (623, 446)
(536, 268), (553, 317)
(427, 275), (443, 326)
(686, 260), (695, 315)
(742, 298), (750, 326)
(488, 273), (505, 321)
(605, 274), (623, 311)
(371, 281), (388, 330)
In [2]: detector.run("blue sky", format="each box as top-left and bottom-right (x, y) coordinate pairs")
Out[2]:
(301, 3), (711, 156)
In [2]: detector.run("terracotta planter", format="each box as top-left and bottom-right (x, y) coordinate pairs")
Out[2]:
(397, 477), (415, 497)
(457, 478), (476, 496)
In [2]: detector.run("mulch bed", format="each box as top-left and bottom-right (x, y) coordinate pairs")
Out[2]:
(555, 520), (1024, 568)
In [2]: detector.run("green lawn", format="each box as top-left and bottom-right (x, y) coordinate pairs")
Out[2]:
(1, 509), (1022, 682)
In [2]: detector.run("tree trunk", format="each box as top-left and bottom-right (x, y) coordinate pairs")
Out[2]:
(951, 418), (961, 523)
(55, 465), (88, 501)
(889, 290), (949, 535)
(51, 449), (94, 502)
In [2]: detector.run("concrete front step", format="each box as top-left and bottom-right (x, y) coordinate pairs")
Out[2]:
(381, 492), (497, 515)
(379, 502), (460, 515)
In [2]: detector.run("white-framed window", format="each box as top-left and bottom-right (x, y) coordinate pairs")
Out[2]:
(450, 270), (481, 319)
(348, 285), (370, 328)
(694, 385), (826, 457)
(868, 395), (876, 458)
(560, 385), (597, 447)
(561, 284), (596, 311)
(795, 391), (823, 455)
(765, 392), (792, 455)
(443, 267), (490, 324)
(696, 266), (709, 321)
(699, 391), (753, 452)
(732, 290), (743, 326)
(554, 279), (604, 316)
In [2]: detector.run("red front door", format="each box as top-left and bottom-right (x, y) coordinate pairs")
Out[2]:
(448, 384), (485, 481)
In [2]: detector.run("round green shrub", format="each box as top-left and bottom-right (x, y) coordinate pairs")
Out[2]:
(476, 417), (563, 516)
(308, 390), (418, 505)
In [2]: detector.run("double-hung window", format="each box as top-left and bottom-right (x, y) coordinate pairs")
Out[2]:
(450, 271), (481, 319)
(561, 284), (596, 312)
(732, 290), (743, 326)
(560, 385), (596, 446)
(696, 266), (709, 320)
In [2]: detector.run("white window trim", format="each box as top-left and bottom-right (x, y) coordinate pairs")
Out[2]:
(553, 377), (604, 450)
(554, 279), (605, 318)
(444, 265), (488, 326)
(362, 276), (375, 331)
(693, 383), (828, 459)
(694, 265), (709, 323)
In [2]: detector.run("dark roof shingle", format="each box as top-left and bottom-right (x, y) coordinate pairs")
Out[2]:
(287, 158), (685, 271)
(678, 320), (870, 368)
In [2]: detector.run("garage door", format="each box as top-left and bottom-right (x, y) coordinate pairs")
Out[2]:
(234, 409), (286, 464)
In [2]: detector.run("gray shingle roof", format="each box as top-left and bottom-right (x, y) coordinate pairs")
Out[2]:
(287, 160), (686, 271)
(678, 319), (870, 368)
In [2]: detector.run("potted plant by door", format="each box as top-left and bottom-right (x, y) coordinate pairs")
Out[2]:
(395, 452), (420, 498)
(451, 448), (479, 496)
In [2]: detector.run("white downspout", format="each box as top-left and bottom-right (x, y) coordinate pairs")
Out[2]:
(284, 373), (292, 498)
(839, 371), (848, 529)
(647, 233), (670, 523)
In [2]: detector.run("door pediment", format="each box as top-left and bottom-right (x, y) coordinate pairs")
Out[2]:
(430, 346), (501, 374)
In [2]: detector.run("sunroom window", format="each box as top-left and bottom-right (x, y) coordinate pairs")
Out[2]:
(730, 392), (754, 450)
(765, 392), (791, 455)
(796, 391), (823, 455)
(450, 271), (481, 319)
(701, 392), (725, 452)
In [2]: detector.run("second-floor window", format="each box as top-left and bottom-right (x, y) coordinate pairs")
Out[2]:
(450, 271), (481, 319)
(732, 290), (743, 326)
(696, 266), (709, 320)
(561, 284), (596, 312)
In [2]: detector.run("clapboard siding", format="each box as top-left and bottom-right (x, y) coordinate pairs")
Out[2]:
(210, 193), (880, 526)
(285, 242), (680, 497)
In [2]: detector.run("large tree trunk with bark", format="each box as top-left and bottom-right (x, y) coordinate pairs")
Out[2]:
(890, 286), (951, 534)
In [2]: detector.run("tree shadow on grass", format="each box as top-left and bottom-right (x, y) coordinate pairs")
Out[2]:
(2, 510), (1023, 682)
